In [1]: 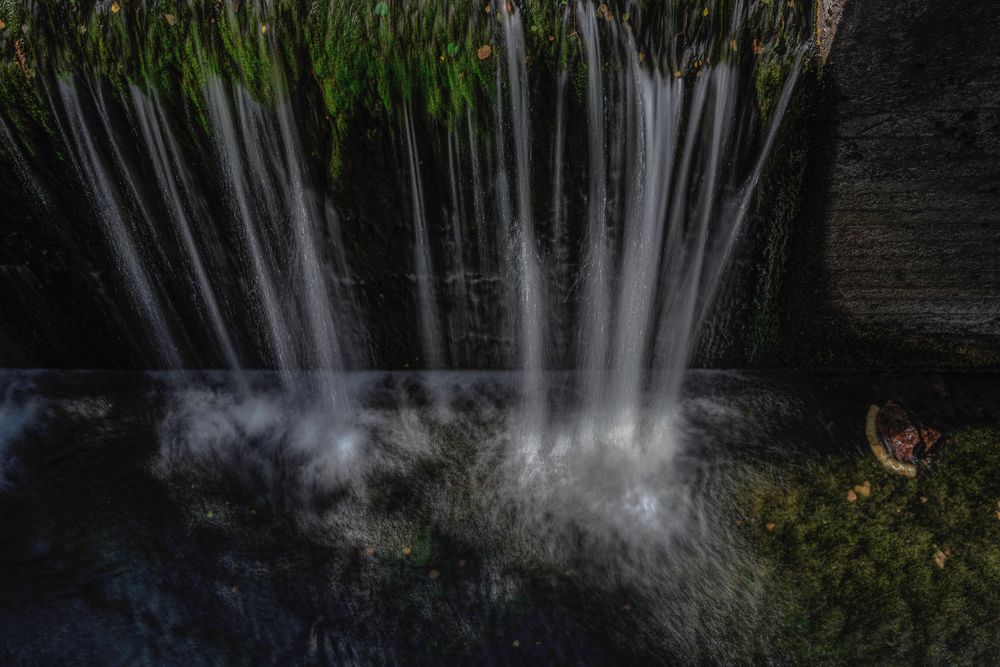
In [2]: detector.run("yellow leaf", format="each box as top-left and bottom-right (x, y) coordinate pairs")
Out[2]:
(110, 2), (120, 13)
(164, 13), (177, 26)
(703, 7), (709, 16)
(477, 44), (492, 60)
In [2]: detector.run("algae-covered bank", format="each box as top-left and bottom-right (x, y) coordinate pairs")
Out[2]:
(0, 0), (997, 664)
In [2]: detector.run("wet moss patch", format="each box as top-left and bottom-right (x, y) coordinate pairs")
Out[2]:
(748, 426), (1000, 663)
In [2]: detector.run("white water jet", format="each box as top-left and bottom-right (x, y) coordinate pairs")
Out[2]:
(205, 77), (297, 377)
(403, 102), (445, 370)
(52, 79), (182, 368)
(500, 5), (547, 457)
(129, 86), (243, 373)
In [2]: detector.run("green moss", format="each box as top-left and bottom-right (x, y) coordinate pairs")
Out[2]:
(747, 426), (1000, 662)
(0, 0), (813, 191)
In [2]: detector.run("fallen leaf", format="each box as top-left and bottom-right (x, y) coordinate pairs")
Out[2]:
(374, 1), (389, 17)
(766, 522), (776, 532)
(402, 546), (412, 556)
(933, 546), (949, 569)
(846, 489), (858, 503)
(703, 7), (709, 16)
(78, 24), (87, 34)
(752, 38), (765, 55)
(0, 20), (6, 31)
(477, 44), (492, 60)
(730, 38), (738, 51)
(446, 42), (459, 57)
(110, 2), (120, 13)
(164, 13), (177, 26)
(428, 569), (440, 579)
(362, 547), (375, 557)
(260, 23), (268, 34)
(596, 4), (613, 21)
(855, 481), (872, 498)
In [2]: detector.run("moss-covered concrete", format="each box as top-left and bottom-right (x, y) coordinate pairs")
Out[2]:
(748, 425), (1000, 662)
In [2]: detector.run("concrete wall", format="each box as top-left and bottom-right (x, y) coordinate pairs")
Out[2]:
(777, 0), (1000, 367)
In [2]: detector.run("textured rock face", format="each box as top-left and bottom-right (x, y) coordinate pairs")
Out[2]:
(778, 0), (1000, 367)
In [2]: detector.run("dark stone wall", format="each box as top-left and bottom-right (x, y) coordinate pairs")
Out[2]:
(776, 0), (1000, 367)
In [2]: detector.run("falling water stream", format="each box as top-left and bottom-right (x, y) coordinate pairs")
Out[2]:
(2, 1), (806, 458)
(0, 1), (821, 661)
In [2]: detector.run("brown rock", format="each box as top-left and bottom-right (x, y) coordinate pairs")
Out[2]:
(876, 400), (941, 464)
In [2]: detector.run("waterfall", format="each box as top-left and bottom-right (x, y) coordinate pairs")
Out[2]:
(1, 0), (811, 449)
